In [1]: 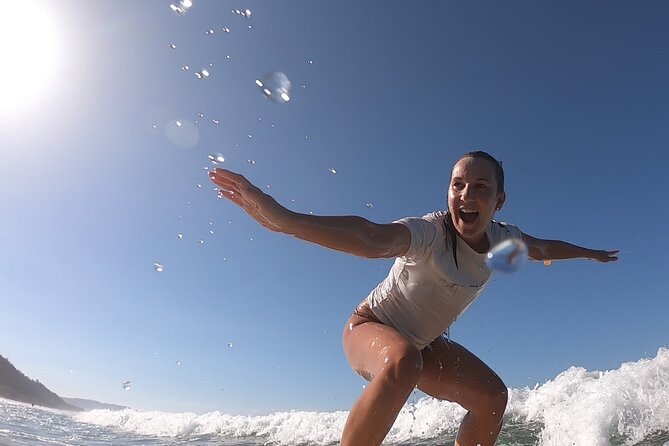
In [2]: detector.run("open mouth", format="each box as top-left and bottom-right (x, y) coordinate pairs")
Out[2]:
(458, 208), (479, 224)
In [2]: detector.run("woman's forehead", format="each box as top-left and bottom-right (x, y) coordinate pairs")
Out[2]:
(451, 157), (496, 179)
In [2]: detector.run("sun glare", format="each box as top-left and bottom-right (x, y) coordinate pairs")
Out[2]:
(0, 1), (61, 117)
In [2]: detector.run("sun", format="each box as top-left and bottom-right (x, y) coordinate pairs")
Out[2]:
(0, 0), (61, 117)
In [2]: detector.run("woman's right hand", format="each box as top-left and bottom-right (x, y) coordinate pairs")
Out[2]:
(208, 168), (290, 233)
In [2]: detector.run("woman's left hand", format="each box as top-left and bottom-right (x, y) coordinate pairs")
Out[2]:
(590, 250), (619, 263)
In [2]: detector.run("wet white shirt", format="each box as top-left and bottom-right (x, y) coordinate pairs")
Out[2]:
(365, 210), (523, 349)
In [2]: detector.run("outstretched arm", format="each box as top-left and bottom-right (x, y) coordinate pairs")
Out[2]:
(208, 168), (410, 259)
(521, 231), (619, 263)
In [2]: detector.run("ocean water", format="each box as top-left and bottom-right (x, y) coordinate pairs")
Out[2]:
(1, 349), (668, 446)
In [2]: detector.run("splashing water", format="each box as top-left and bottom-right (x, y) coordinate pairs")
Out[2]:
(486, 238), (528, 273)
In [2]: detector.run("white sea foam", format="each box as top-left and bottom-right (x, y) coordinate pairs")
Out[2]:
(74, 348), (669, 445)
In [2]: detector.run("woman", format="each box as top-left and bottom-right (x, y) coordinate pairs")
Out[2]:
(208, 151), (618, 446)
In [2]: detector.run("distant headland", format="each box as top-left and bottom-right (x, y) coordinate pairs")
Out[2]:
(0, 355), (126, 411)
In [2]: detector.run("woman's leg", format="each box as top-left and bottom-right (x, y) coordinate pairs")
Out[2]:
(418, 336), (508, 446)
(340, 307), (423, 446)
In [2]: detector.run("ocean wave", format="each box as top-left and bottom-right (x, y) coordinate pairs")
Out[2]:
(74, 348), (669, 445)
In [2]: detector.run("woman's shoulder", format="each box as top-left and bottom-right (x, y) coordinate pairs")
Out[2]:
(420, 210), (448, 223)
(488, 219), (522, 241)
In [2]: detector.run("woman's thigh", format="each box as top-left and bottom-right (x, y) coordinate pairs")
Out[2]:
(418, 336), (507, 412)
(342, 306), (421, 382)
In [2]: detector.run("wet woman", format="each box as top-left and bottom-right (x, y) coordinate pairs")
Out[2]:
(209, 151), (618, 446)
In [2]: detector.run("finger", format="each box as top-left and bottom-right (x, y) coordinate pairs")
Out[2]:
(213, 168), (251, 186)
(209, 174), (241, 194)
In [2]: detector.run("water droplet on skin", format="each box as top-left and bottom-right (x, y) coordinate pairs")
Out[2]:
(255, 72), (291, 104)
(177, 234), (183, 240)
(349, 323), (354, 331)
(169, 43), (176, 49)
(485, 239), (528, 273)
(154, 263), (164, 272)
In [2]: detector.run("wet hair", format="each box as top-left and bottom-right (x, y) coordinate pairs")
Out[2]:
(444, 151), (505, 268)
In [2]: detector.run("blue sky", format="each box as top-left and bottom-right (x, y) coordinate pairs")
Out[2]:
(1, 0), (668, 415)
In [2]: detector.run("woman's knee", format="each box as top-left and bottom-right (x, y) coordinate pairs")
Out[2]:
(376, 345), (423, 388)
(475, 375), (508, 417)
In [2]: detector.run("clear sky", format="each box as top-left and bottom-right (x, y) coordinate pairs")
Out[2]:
(1, 0), (667, 415)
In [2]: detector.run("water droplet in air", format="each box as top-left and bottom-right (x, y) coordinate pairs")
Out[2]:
(198, 240), (204, 245)
(152, 124), (157, 129)
(205, 29), (214, 35)
(365, 203), (374, 208)
(328, 168), (337, 174)
(212, 119), (220, 124)
(122, 380), (132, 391)
(227, 342), (233, 348)
(307, 59), (313, 64)
(194, 69), (210, 79)
(222, 27), (230, 33)
(181, 65), (190, 71)
(255, 72), (291, 104)
(177, 234), (183, 240)
(247, 134), (253, 138)
(154, 263), (164, 272)
(175, 121), (182, 127)
(170, 0), (192, 15)
(176, 360), (181, 366)
(208, 153), (225, 164)
(197, 112), (204, 118)
(247, 159), (256, 165)
(168, 43), (176, 49)
(196, 183), (202, 188)
(485, 239), (528, 273)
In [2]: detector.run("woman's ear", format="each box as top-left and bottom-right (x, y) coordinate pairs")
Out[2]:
(496, 192), (506, 211)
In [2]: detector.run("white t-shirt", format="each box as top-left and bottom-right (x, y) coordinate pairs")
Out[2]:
(365, 210), (523, 349)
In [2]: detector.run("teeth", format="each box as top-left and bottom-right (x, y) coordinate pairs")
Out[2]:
(460, 208), (478, 213)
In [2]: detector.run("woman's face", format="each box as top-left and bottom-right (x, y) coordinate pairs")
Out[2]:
(448, 157), (505, 249)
